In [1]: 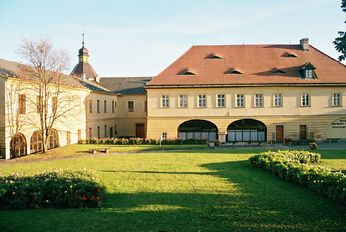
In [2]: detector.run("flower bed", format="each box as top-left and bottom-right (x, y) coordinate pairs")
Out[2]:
(0, 170), (103, 209)
(249, 150), (346, 205)
(79, 138), (207, 145)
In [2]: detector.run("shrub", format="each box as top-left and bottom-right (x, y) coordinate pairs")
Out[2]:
(79, 138), (207, 145)
(249, 150), (345, 205)
(0, 170), (104, 210)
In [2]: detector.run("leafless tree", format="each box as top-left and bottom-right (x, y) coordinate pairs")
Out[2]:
(18, 38), (74, 153)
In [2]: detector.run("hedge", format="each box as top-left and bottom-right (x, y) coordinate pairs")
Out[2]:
(0, 170), (103, 210)
(79, 138), (208, 145)
(249, 150), (346, 205)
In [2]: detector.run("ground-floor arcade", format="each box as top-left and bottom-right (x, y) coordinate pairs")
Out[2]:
(146, 115), (346, 143)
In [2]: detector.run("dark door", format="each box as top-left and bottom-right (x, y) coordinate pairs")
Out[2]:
(136, 124), (145, 138)
(276, 125), (284, 143)
(300, 125), (307, 140)
(110, 127), (113, 138)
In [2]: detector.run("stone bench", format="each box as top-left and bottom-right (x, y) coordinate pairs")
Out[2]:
(89, 148), (111, 154)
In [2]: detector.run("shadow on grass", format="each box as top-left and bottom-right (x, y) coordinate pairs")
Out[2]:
(1, 160), (345, 232)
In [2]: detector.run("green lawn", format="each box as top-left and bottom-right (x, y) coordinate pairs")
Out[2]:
(0, 145), (345, 232)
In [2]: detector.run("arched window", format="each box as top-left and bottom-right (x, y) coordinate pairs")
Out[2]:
(10, 133), (27, 158)
(178, 120), (218, 141)
(30, 131), (43, 154)
(227, 119), (266, 142)
(49, 129), (59, 149)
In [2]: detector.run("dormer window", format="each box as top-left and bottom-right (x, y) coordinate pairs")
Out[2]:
(299, 62), (317, 79)
(305, 69), (313, 78)
(282, 52), (297, 58)
(178, 69), (196, 75)
(272, 69), (287, 74)
(205, 54), (222, 59)
(225, 68), (242, 75)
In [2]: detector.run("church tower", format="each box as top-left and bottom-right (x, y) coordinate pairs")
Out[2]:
(71, 34), (98, 82)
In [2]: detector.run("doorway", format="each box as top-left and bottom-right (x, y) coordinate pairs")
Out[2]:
(300, 125), (307, 140)
(276, 125), (284, 143)
(136, 123), (145, 138)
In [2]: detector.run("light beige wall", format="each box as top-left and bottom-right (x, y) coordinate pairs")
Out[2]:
(4, 78), (89, 159)
(86, 92), (117, 138)
(115, 94), (147, 137)
(146, 86), (346, 141)
(0, 77), (5, 158)
(147, 87), (346, 117)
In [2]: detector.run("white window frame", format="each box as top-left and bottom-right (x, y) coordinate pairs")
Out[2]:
(305, 69), (313, 78)
(235, 94), (245, 108)
(254, 94), (263, 107)
(179, 95), (188, 108)
(273, 93), (282, 107)
(301, 93), (311, 107)
(216, 94), (225, 108)
(332, 93), (342, 107)
(198, 95), (207, 108)
(161, 95), (169, 108)
(161, 132), (167, 140)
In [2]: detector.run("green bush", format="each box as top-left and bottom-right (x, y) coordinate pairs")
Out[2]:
(249, 150), (345, 205)
(0, 170), (104, 210)
(80, 138), (207, 145)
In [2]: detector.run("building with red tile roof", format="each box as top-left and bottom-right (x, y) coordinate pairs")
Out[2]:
(146, 39), (346, 143)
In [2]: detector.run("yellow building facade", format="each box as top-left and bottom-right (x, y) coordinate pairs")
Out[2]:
(145, 38), (346, 143)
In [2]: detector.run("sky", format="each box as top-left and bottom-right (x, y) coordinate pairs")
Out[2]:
(0, 0), (345, 77)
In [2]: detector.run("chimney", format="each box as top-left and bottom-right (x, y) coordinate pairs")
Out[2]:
(82, 73), (86, 81)
(300, 38), (309, 51)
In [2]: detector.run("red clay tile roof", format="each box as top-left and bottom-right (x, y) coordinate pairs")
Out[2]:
(146, 44), (346, 87)
(0, 58), (87, 89)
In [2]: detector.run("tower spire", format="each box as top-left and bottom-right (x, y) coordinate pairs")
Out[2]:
(82, 33), (85, 47)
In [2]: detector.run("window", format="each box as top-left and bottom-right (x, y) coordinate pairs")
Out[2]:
(198, 95), (207, 108)
(273, 93), (282, 107)
(19, 94), (26, 114)
(236, 94), (245, 107)
(36, 96), (42, 113)
(104, 100), (107, 113)
(255, 94), (263, 107)
(217, 94), (225, 107)
(104, 125), (107, 138)
(78, 129), (81, 141)
(144, 100), (147, 112)
(161, 132), (167, 140)
(178, 69), (196, 75)
(179, 95), (188, 108)
(332, 93), (342, 107)
(52, 96), (57, 112)
(97, 99), (100, 113)
(205, 54), (222, 59)
(305, 69), (313, 79)
(97, 126), (100, 138)
(225, 69), (242, 75)
(67, 131), (71, 145)
(89, 99), (93, 113)
(128, 101), (134, 112)
(89, 127), (92, 138)
(301, 93), (310, 107)
(161, 95), (169, 108)
(114, 125), (117, 135)
(112, 101), (115, 113)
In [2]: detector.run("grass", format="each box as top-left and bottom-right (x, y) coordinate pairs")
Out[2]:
(0, 145), (345, 231)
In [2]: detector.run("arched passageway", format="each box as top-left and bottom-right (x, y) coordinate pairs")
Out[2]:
(30, 131), (43, 153)
(10, 133), (27, 158)
(178, 120), (218, 141)
(49, 129), (59, 149)
(227, 119), (266, 142)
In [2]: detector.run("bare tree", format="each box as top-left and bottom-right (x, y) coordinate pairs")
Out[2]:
(18, 38), (73, 153)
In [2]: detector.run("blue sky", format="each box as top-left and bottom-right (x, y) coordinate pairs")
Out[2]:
(0, 0), (344, 76)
